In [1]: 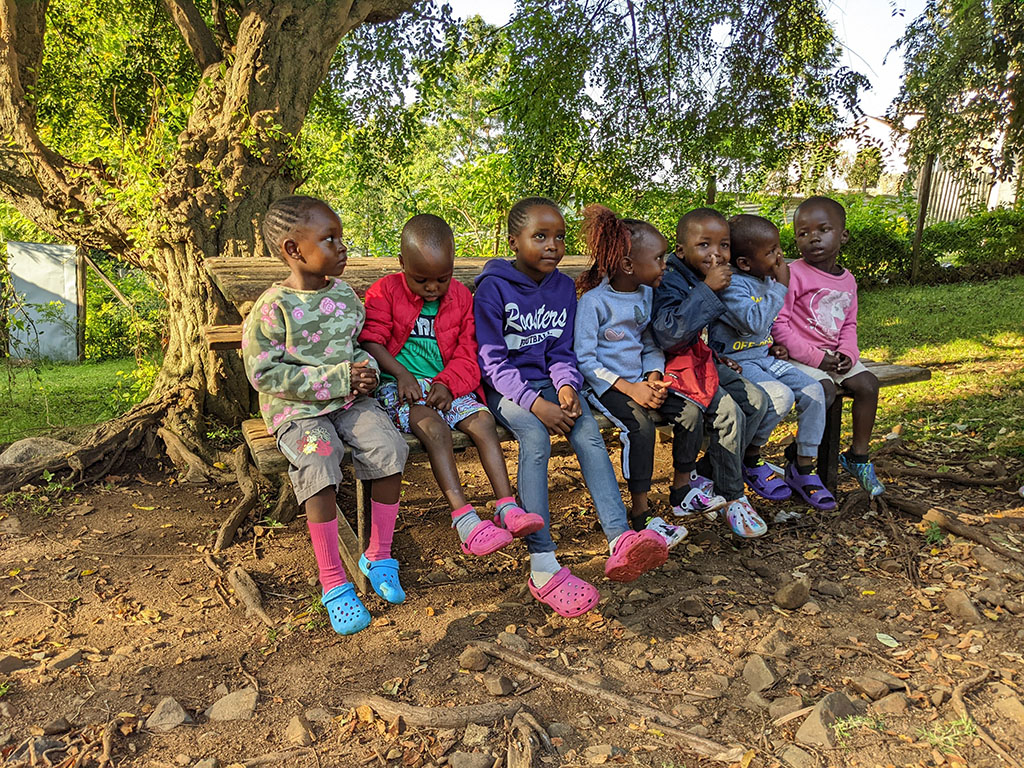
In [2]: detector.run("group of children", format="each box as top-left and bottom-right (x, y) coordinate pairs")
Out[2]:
(241, 193), (885, 635)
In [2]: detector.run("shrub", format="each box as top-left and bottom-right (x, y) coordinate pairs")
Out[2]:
(920, 207), (1024, 273)
(84, 255), (165, 361)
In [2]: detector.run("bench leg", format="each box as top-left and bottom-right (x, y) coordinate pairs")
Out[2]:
(818, 396), (843, 495)
(342, 478), (371, 595)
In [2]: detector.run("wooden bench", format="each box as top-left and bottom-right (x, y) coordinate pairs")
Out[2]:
(204, 256), (930, 594)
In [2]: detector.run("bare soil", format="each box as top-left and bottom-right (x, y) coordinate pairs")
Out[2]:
(1, 435), (1023, 768)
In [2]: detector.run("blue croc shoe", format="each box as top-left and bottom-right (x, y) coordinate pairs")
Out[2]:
(839, 453), (885, 497)
(359, 554), (406, 604)
(321, 583), (371, 636)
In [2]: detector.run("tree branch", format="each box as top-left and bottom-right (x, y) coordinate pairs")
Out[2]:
(161, 0), (222, 71)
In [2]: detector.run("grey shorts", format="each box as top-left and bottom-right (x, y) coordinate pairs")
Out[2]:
(788, 359), (870, 385)
(276, 397), (409, 505)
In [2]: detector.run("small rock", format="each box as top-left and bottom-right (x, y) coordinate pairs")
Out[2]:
(49, 648), (83, 670)
(548, 722), (575, 739)
(816, 580), (846, 598)
(425, 570), (448, 584)
(791, 669), (814, 687)
(754, 629), (793, 659)
(774, 579), (811, 610)
(943, 589), (983, 623)
(742, 655), (778, 693)
(680, 596), (704, 616)
(482, 674), (514, 696)
(800, 600), (822, 615)
(744, 691), (771, 710)
(193, 760), (218, 768)
(42, 717), (72, 735)
(869, 692), (910, 715)
(769, 696), (805, 719)
(286, 715), (313, 746)
(795, 691), (858, 747)
(994, 695), (1024, 726)
(930, 689), (948, 707)
(626, 588), (649, 602)
(385, 747), (402, 760)
(458, 646), (489, 672)
(8, 738), (65, 764)
(213, 683), (229, 697)
(496, 631), (529, 653)
(849, 676), (890, 701)
(862, 669), (905, 691)
(650, 657), (671, 673)
(205, 687), (257, 721)
(175, 755), (191, 767)
(462, 723), (490, 746)
(448, 753), (493, 768)
(583, 744), (623, 764)
(781, 744), (816, 768)
(536, 624), (554, 637)
(304, 708), (332, 723)
(0, 437), (77, 466)
(0, 655), (32, 674)
(146, 697), (191, 732)
(878, 558), (901, 573)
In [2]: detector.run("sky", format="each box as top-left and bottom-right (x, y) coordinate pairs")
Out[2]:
(444, 0), (927, 119)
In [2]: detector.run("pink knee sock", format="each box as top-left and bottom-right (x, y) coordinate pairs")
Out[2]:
(364, 500), (400, 561)
(307, 518), (347, 593)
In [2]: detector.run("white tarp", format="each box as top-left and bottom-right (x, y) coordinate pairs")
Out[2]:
(6, 241), (79, 361)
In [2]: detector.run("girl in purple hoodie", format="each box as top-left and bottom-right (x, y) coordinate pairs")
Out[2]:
(474, 197), (668, 618)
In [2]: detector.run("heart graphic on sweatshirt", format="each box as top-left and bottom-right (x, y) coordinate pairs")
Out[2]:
(604, 328), (626, 341)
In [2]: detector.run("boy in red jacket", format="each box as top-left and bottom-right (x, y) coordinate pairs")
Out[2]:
(361, 214), (543, 557)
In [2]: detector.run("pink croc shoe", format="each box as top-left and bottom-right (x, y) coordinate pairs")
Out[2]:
(461, 519), (514, 556)
(495, 505), (544, 538)
(528, 567), (599, 618)
(604, 529), (668, 583)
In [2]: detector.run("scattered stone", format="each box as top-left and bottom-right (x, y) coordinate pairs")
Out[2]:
(740, 556), (774, 579)
(769, 696), (805, 719)
(459, 646), (489, 672)
(548, 722), (575, 739)
(742, 655), (778, 693)
(972, 546), (1023, 579)
(850, 676), (890, 701)
(482, 674), (514, 696)
(800, 601), (821, 615)
(994, 695), (1024, 726)
(0, 437), (77, 466)
(650, 657), (671, 673)
(680, 596), (704, 616)
(449, 753), (492, 768)
(42, 717), (72, 735)
(286, 715), (314, 746)
(791, 669), (814, 687)
(304, 708), (332, 723)
(626, 588), (649, 603)
(583, 744), (623, 764)
(175, 755), (191, 766)
(213, 683), (229, 698)
(0, 655), (32, 674)
(146, 697), (191, 732)
(878, 558), (901, 573)
(205, 687), (257, 721)
(816, 580), (846, 598)
(754, 629), (793, 659)
(744, 691), (771, 710)
(194, 760), (217, 768)
(774, 579), (811, 610)
(496, 631), (529, 653)
(49, 648), (83, 671)
(536, 624), (555, 637)
(425, 570), (448, 584)
(795, 691), (858, 747)
(780, 744), (816, 768)
(8, 738), (65, 764)
(943, 590), (984, 623)
(869, 692), (910, 715)
(930, 689), (948, 707)
(710, 673), (732, 692)
(862, 669), (905, 691)
(462, 723), (490, 746)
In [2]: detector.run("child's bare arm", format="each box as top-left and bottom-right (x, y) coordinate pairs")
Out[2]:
(362, 342), (421, 403)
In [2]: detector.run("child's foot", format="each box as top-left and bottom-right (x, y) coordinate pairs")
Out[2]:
(605, 530), (668, 582)
(840, 452), (885, 497)
(495, 504), (544, 538)
(670, 485), (726, 520)
(321, 582), (371, 635)
(644, 516), (687, 549)
(358, 554), (406, 604)
(724, 496), (768, 538)
(461, 519), (514, 556)
(529, 567), (599, 617)
(785, 462), (837, 511)
(743, 460), (792, 501)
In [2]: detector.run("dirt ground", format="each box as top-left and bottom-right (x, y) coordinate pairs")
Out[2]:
(1, 432), (1023, 768)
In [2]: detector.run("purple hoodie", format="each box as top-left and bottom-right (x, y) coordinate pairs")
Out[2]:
(473, 259), (583, 410)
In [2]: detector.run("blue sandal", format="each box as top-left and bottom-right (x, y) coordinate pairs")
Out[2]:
(321, 583), (371, 635)
(359, 554), (406, 604)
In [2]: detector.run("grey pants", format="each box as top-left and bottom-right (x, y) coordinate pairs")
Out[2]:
(738, 357), (827, 457)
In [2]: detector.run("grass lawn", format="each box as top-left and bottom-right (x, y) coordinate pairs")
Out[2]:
(0, 358), (135, 444)
(858, 275), (1024, 460)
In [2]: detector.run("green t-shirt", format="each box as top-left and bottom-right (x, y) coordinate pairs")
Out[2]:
(386, 300), (444, 381)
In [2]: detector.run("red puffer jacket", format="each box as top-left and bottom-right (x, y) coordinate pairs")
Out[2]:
(359, 272), (482, 399)
(663, 337), (719, 410)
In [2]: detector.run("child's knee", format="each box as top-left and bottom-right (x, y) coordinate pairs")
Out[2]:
(459, 409), (496, 436)
(410, 409), (452, 443)
(820, 379), (838, 405)
(846, 371), (879, 398)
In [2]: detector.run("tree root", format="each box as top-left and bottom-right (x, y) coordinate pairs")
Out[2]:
(507, 710), (549, 768)
(158, 426), (232, 484)
(951, 669), (1022, 768)
(339, 692), (522, 728)
(469, 641), (744, 762)
(271, 472), (299, 524)
(227, 565), (274, 627)
(877, 461), (1009, 488)
(213, 445), (260, 551)
(884, 494), (1024, 568)
(839, 489), (869, 516)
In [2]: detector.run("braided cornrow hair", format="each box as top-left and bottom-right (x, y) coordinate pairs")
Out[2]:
(507, 196), (560, 236)
(261, 195), (327, 260)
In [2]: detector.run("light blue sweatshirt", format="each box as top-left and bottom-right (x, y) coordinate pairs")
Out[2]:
(574, 279), (665, 395)
(708, 269), (788, 362)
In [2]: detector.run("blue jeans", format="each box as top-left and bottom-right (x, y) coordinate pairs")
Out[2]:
(486, 381), (630, 554)
(739, 357), (826, 457)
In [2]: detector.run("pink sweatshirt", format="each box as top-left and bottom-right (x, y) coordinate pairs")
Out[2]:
(772, 259), (860, 368)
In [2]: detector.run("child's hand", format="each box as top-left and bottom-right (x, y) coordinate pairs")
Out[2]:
(558, 385), (582, 418)
(769, 344), (789, 360)
(818, 350), (840, 372)
(720, 355), (743, 373)
(424, 381), (453, 411)
(350, 360), (378, 395)
(771, 255), (790, 286)
(704, 264), (732, 292)
(835, 352), (853, 374)
(396, 371), (423, 404)
(531, 397), (575, 436)
(627, 380), (668, 409)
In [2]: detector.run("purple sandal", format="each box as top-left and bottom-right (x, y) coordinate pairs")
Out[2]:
(743, 461), (792, 501)
(784, 463), (837, 511)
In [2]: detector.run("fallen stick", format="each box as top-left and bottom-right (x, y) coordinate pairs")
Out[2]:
(884, 495), (1024, 568)
(469, 641), (744, 762)
(951, 669), (1021, 768)
(227, 566), (274, 627)
(214, 446), (260, 552)
(339, 693), (522, 728)
(878, 462), (1008, 487)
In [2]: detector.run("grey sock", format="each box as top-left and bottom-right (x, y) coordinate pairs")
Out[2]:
(529, 551), (560, 587)
(453, 507), (483, 543)
(496, 498), (518, 525)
